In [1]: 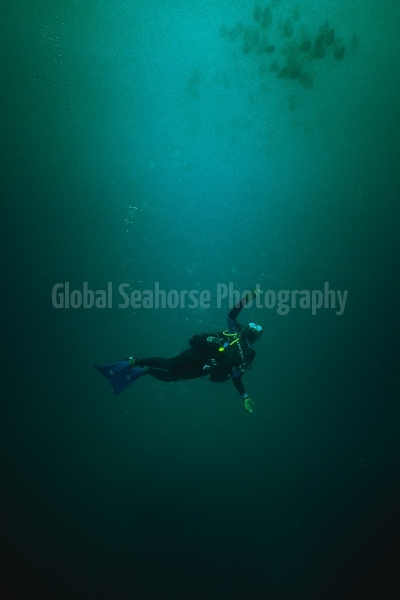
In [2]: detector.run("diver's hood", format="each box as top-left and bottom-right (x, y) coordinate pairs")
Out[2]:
(244, 322), (263, 342)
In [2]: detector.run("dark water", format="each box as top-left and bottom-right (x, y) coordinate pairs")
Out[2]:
(1, 1), (400, 599)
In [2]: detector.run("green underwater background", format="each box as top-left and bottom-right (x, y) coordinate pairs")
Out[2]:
(1, 1), (400, 599)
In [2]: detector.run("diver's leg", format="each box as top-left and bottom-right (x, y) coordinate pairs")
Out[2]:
(146, 366), (204, 382)
(136, 352), (204, 382)
(136, 357), (183, 369)
(146, 368), (180, 382)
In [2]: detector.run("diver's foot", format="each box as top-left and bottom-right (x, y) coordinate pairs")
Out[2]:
(127, 357), (139, 369)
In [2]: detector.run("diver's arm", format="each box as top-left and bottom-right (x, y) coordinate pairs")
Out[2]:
(227, 288), (259, 332)
(232, 370), (246, 396)
(232, 369), (254, 413)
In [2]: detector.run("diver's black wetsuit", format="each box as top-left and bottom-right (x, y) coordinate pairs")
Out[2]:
(136, 294), (256, 398)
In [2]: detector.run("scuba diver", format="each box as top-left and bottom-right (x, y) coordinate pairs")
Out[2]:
(94, 288), (262, 413)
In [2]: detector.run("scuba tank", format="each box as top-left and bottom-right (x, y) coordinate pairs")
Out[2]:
(189, 330), (239, 355)
(189, 330), (255, 369)
(189, 327), (256, 384)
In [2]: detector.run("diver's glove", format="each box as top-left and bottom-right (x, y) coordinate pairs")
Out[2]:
(246, 287), (260, 301)
(244, 397), (254, 413)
